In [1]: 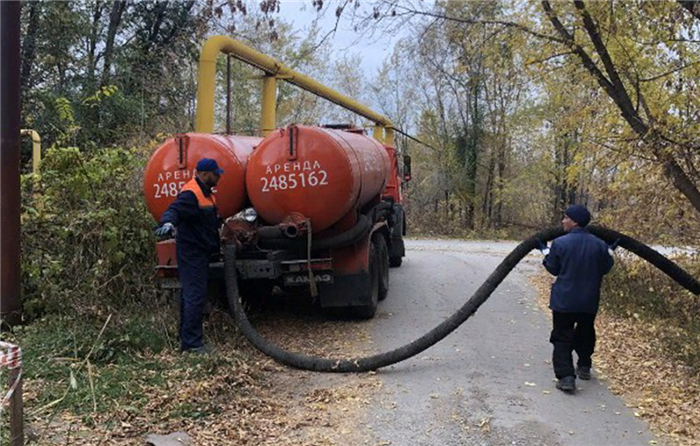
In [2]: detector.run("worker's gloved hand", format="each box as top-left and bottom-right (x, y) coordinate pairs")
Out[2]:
(154, 222), (175, 237)
(608, 238), (621, 255)
(536, 238), (550, 256)
(608, 238), (621, 251)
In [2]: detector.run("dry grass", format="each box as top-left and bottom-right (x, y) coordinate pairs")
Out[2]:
(12, 298), (381, 446)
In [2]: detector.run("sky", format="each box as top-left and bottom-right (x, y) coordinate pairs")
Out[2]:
(277, 0), (406, 77)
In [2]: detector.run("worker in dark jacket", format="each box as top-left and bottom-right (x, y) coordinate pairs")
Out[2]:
(155, 158), (223, 353)
(540, 205), (614, 392)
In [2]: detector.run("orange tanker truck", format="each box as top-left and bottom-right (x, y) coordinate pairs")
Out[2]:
(143, 36), (410, 318)
(228, 124), (409, 318)
(143, 124), (410, 318)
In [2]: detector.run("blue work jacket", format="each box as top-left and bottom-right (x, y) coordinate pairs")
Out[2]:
(543, 227), (614, 314)
(160, 178), (220, 255)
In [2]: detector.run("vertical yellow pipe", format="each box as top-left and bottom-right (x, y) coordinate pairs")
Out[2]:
(195, 41), (219, 133)
(373, 126), (384, 143)
(20, 129), (41, 175)
(261, 76), (277, 136)
(384, 127), (394, 147)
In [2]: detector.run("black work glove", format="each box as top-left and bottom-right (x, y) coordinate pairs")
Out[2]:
(536, 238), (550, 255)
(154, 222), (175, 238)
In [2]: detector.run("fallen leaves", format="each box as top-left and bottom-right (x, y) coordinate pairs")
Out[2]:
(478, 416), (491, 433)
(23, 301), (383, 446)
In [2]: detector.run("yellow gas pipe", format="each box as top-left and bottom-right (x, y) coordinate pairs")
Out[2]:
(195, 35), (394, 144)
(20, 129), (41, 175)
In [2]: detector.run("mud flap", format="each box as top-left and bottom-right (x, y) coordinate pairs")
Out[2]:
(318, 272), (373, 308)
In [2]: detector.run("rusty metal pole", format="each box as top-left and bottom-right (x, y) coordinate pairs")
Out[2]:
(8, 367), (24, 446)
(0, 0), (23, 327)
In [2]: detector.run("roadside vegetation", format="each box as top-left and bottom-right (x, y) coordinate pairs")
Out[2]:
(602, 256), (700, 375)
(597, 254), (700, 446)
(5, 145), (250, 443)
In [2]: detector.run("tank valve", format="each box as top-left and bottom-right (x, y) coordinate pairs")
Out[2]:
(280, 212), (308, 238)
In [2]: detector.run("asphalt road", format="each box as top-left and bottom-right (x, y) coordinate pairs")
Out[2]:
(357, 239), (658, 446)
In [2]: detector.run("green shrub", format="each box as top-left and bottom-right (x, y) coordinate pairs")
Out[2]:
(20, 146), (157, 319)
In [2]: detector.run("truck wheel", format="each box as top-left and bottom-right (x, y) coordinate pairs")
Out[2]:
(389, 255), (403, 267)
(351, 239), (379, 319)
(374, 234), (389, 301)
(239, 280), (272, 316)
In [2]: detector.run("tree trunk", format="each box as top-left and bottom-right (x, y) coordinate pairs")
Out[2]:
(20, 1), (41, 92)
(86, 2), (103, 89)
(678, 1), (700, 21)
(482, 151), (496, 227)
(101, 1), (126, 87)
(660, 149), (700, 211)
(495, 142), (507, 227)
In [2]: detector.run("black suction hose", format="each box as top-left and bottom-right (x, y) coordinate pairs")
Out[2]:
(587, 226), (699, 292)
(258, 214), (372, 251)
(225, 226), (699, 373)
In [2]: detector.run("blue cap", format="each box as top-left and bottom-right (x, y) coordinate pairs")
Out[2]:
(196, 158), (223, 175)
(566, 204), (591, 227)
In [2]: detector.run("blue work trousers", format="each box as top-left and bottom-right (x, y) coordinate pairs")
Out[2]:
(177, 244), (210, 351)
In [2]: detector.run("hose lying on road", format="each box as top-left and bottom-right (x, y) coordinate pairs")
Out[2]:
(225, 225), (700, 373)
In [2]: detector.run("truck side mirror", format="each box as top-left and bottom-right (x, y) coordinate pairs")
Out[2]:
(403, 155), (412, 182)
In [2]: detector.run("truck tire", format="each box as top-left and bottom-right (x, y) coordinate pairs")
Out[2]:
(351, 239), (379, 319)
(239, 280), (272, 316)
(374, 234), (389, 301)
(389, 205), (405, 268)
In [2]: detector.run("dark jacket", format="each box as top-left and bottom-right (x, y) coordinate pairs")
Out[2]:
(160, 178), (220, 255)
(543, 227), (613, 314)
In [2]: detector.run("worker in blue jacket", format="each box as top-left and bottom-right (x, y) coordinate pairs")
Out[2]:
(155, 158), (223, 354)
(540, 205), (614, 392)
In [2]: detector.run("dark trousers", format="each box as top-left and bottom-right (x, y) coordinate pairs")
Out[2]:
(550, 311), (596, 379)
(177, 245), (209, 351)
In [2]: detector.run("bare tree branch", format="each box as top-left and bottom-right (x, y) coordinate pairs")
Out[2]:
(640, 60), (700, 82)
(541, 2), (619, 114)
(526, 50), (576, 65)
(388, 3), (569, 45)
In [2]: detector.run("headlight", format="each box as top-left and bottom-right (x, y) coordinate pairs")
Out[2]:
(243, 207), (257, 222)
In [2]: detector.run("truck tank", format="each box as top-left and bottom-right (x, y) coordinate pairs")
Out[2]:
(143, 133), (261, 221)
(246, 125), (392, 232)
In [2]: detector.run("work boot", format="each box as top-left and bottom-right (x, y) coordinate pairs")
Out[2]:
(556, 376), (576, 392)
(183, 345), (214, 355)
(576, 366), (592, 380)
